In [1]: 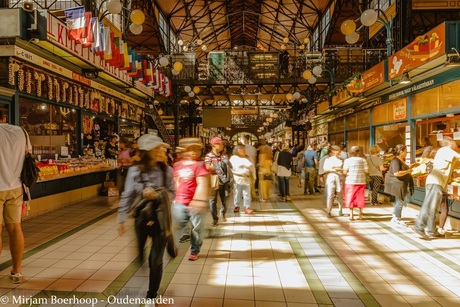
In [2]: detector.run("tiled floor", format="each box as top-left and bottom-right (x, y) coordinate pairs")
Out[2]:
(1, 179), (460, 307)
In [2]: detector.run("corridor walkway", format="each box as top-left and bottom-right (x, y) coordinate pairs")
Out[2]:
(1, 179), (460, 307)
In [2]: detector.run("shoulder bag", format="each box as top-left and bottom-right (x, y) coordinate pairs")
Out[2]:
(20, 128), (40, 188)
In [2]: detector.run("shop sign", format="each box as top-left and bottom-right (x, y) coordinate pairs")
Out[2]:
(387, 79), (435, 101)
(362, 61), (386, 91)
(393, 99), (407, 120)
(332, 89), (352, 106)
(388, 23), (446, 80)
(13, 46), (144, 108)
(46, 13), (132, 84)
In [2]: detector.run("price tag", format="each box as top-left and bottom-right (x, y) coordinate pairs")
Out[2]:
(61, 146), (69, 156)
(454, 131), (460, 140)
(437, 133), (443, 141)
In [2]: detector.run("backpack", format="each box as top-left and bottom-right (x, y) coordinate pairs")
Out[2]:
(20, 128), (40, 188)
(214, 160), (233, 185)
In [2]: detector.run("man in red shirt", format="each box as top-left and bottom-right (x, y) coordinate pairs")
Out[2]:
(172, 138), (210, 261)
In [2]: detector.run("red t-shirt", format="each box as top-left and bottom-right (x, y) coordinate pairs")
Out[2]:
(173, 160), (209, 206)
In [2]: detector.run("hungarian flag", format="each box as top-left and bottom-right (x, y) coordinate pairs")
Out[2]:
(64, 6), (86, 41)
(80, 12), (94, 47)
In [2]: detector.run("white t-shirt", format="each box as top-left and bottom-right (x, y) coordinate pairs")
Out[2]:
(0, 124), (29, 191)
(426, 146), (460, 188)
(229, 155), (255, 186)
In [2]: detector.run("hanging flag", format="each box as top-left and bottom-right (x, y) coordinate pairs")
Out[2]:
(64, 6), (86, 41)
(91, 20), (104, 54)
(153, 68), (159, 90)
(158, 72), (165, 94)
(164, 76), (172, 96)
(108, 36), (121, 67)
(120, 44), (131, 70)
(80, 12), (94, 47)
(103, 27), (113, 60)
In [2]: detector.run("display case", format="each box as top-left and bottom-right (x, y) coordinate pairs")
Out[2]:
(19, 97), (78, 158)
(248, 52), (279, 79)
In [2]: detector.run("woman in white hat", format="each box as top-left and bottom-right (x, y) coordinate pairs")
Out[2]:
(117, 134), (176, 301)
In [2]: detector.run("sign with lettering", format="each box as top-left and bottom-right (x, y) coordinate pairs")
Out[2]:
(362, 61), (386, 91)
(46, 13), (132, 84)
(393, 98), (407, 120)
(388, 23), (446, 79)
(13, 46), (144, 107)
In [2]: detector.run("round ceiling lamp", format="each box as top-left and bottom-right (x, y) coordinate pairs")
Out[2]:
(302, 70), (312, 80)
(312, 65), (323, 76)
(299, 44), (305, 50)
(340, 19), (357, 35)
(193, 86), (200, 94)
(188, 91), (195, 97)
(304, 37), (310, 44)
(184, 85), (192, 93)
(129, 23), (143, 35)
(183, 46), (189, 52)
(201, 45), (207, 51)
(345, 31), (360, 44)
(283, 37), (289, 43)
(173, 62), (183, 71)
(159, 56), (169, 67)
(196, 39), (203, 45)
(280, 44), (286, 50)
(292, 92), (301, 100)
(308, 76), (317, 84)
(361, 9), (378, 27)
(286, 93), (293, 101)
(106, 0), (122, 14)
(178, 39), (184, 46)
(130, 9), (145, 25)
(171, 69), (180, 75)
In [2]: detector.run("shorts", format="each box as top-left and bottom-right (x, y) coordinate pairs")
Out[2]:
(0, 187), (23, 224)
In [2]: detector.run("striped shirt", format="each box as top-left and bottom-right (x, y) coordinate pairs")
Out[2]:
(343, 157), (368, 184)
(204, 151), (229, 174)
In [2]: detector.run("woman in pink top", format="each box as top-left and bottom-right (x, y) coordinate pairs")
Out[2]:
(343, 146), (369, 220)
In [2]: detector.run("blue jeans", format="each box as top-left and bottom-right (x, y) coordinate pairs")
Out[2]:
(233, 183), (251, 209)
(278, 176), (290, 197)
(209, 183), (229, 221)
(414, 184), (443, 235)
(393, 196), (405, 218)
(172, 202), (204, 255)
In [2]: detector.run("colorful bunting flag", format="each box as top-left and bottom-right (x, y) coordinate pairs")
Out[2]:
(64, 6), (86, 41)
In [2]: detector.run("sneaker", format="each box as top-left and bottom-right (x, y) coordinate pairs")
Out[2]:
(280, 197), (285, 202)
(211, 220), (218, 227)
(188, 253), (199, 261)
(233, 207), (240, 213)
(244, 208), (254, 214)
(427, 231), (444, 239)
(285, 196), (291, 201)
(391, 217), (406, 226)
(178, 234), (191, 243)
(413, 227), (428, 239)
(338, 210), (344, 216)
(221, 213), (227, 222)
(326, 213), (332, 218)
(9, 272), (23, 284)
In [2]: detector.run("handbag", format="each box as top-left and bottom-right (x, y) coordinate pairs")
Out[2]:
(20, 128), (40, 188)
(271, 151), (279, 173)
(263, 173), (273, 180)
(210, 174), (220, 190)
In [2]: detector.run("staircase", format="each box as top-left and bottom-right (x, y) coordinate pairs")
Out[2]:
(144, 107), (173, 146)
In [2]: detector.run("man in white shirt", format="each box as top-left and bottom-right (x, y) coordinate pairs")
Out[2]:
(229, 143), (256, 214)
(414, 137), (460, 239)
(0, 110), (29, 284)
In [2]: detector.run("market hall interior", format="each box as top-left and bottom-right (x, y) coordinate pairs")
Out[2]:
(1, 181), (460, 307)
